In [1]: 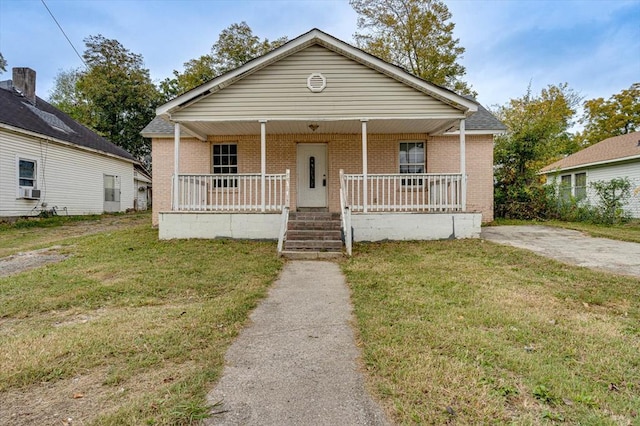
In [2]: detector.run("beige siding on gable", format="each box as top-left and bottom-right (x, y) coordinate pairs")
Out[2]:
(0, 129), (134, 216)
(172, 45), (462, 121)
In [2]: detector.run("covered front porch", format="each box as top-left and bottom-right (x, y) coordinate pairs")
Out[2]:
(158, 117), (482, 254)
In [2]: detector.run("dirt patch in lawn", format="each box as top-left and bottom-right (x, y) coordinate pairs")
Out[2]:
(0, 368), (111, 426)
(0, 213), (151, 275)
(0, 246), (69, 278)
(0, 361), (199, 426)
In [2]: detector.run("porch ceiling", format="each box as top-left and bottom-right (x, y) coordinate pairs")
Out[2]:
(180, 118), (460, 137)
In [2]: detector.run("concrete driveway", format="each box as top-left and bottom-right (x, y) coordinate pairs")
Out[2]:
(481, 226), (640, 278)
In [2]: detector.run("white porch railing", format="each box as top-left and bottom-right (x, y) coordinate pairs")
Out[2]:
(339, 170), (352, 256)
(341, 172), (464, 213)
(174, 171), (290, 212)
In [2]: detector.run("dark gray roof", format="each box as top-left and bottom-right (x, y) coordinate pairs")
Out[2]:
(0, 86), (136, 162)
(141, 116), (174, 135)
(466, 102), (507, 131)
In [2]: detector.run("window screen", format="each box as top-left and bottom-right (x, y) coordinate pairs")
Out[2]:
(19, 159), (36, 187)
(400, 142), (425, 186)
(213, 144), (238, 187)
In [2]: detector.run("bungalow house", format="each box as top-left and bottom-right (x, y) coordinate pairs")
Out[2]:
(142, 29), (505, 255)
(0, 67), (138, 217)
(540, 131), (640, 218)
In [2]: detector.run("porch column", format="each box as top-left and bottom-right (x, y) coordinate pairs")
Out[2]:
(459, 118), (467, 211)
(260, 120), (267, 212)
(173, 122), (180, 211)
(361, 119), (368, 213)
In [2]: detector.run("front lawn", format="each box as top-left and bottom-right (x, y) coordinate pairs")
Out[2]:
(0, 221), (283, 425)
(343, 240), (640, 425)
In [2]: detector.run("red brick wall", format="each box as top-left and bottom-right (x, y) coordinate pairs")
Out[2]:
(151, 132), (494, 225)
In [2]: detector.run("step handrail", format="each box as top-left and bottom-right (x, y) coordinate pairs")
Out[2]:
(339, 169), (352, 256)
(277, 206), (289, 256)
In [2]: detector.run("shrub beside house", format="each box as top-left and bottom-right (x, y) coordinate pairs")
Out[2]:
(540, 131), (640, 219)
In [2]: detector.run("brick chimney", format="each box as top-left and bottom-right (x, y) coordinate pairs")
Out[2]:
(12, 67), (36, 105)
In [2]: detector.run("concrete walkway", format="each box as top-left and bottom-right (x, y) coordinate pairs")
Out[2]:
(203, 261), (390, 426)
(482, 225), (640, 278)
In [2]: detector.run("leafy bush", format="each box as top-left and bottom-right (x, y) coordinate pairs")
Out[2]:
(590, 177), (632, 224)
(544, 177), (632, 224)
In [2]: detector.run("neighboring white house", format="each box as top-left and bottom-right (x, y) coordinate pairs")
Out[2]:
(540, 131), (640, 218)
(0, 67), (138, 217)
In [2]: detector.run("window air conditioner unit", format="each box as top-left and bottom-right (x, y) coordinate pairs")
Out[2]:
(20, 188), (41, 199)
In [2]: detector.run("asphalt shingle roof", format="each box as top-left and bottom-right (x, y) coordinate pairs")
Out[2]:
(465, 101), (506, 131)
(141, 116), (174, 135)
(540, 131), (640, 173)
(0, 86), (136, 162)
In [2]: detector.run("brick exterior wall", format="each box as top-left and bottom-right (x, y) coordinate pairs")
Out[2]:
(151, 133), (495, 225)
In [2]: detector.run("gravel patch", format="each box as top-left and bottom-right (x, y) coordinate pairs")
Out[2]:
(0, 246), (69, 278)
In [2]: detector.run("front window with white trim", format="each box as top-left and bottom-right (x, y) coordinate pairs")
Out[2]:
(399, 142), (425, 186)
(18, 158), (37, 188)
(559, 172), (587, 201)
(212, 144), (238, 187)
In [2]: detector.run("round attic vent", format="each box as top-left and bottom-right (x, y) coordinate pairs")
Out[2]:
(307, 73), (326, 92)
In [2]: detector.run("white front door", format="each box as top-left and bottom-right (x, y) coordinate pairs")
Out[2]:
(297, 143), (328, 208)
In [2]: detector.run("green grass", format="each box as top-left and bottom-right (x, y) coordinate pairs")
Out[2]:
(491, 218), (640, 244)
(0, 221), (283, 425)
(0, 211), (150, 257)
(343, 240), (640, 425)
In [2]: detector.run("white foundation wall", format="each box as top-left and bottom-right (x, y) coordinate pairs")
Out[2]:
(351, 212), (482, 241)
(159, 212), (281, 240)
(0, 129), (134, 216)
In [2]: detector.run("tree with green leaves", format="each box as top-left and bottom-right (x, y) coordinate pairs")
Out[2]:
(50, 35), (161, 161)
(350, 0), (474, 95)
(0, 52), (6, 73)
(575, 83), (640, 146)
(161, 22), (287, 98)
(493, 83), (582, 218)
(159, 55), (216, 100)
(49, 69), (85, 121)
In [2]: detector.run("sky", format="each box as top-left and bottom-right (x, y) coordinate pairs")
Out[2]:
(0, 0), (638, 112)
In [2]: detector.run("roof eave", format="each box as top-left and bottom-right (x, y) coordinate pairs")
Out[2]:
(444, 129), (506, 135)
(540, 154), (640, 174)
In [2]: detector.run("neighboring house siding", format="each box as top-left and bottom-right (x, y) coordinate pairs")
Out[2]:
(546, 161), (640, 218)
(0, 128), (134, 216)
(587, 162), (640, 218)
(171, 45), (461, 121)
(151, 133), (494, 225)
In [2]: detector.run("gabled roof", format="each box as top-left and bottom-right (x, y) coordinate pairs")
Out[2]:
(540, 131), (640, 173)
(0, 85), (136, 162)
(156, 28), (478, 119)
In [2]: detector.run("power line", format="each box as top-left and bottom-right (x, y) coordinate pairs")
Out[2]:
(40, 0), (87, 69)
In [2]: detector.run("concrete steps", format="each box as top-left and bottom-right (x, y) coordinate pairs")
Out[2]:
(282, 212), (344, 258)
